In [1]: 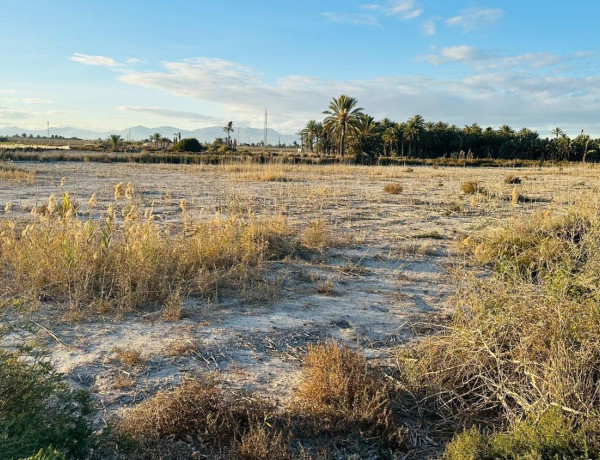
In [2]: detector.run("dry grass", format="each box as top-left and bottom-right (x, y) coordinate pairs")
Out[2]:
(461, 180), (485, 195)
(0, 162), (36, 183)
(0, 187), (296, 313)
(113, 347), (143, 367)
(504, 175), (522, 184)
(300, 220), (340, 251)
(401, 203), (600, 431)
(383, 183), (403, 194)
(295, 342), (406, 445)
(118, 378), (288, 458)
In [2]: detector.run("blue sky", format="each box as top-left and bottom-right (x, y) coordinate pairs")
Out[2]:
(1, 0), (599, 136)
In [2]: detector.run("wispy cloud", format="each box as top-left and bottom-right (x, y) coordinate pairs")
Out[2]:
(70, 52), (122, 67)
(116, 106), (221, 123)
(0, 108), (35, 120)
(322, 12), (379, 26)
(421, 46), (588, 72)
(422, 19), (436, 36)
(384, 0), (422, 19)
(3, 97), (54, 105)
(422, 45), (486, 65)
(325, 0), (422, 25)
(446, 8), (504, 32)
(117, 55), (600, 134)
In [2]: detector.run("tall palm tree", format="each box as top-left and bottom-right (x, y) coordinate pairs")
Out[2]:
(353, 114), (378, 156)
(551, 127), (564, 139)
(323, 95), (363, 156)
(223, 121), (234, 148)
(404, 114), (424, 157)
(305, 120), (319, 153)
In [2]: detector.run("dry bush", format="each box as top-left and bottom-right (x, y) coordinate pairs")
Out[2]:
(0, 189), (296, 313)
(113, 347), (143, 367)
(300, 220), (340, 251)
(233, 425), (291, 460)
(504, 175), (522, 184)
(295, 342), (406, 446)
(383, 183), (403, 195)
(118, 378), (283, 457)
(401, 204), (600, 429)
(461, 181), (485, 195)
(0, 162), (35, 182)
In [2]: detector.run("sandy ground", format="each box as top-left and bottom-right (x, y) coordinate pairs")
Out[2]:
(1, 161), (598, 428)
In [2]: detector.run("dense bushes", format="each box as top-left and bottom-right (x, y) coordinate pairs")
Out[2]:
(172, 137), (204, 153)
(0, 350), (93, 459)
(397, 203), (600, 455)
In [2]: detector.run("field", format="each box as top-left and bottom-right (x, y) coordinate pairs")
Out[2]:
(1, 161), (599, 458)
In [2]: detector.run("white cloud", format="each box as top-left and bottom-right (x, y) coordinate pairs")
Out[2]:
(3, 97), (54, 105)
(116, 55), (600, 135)
(116, 106), (221, 123)
(422, 19), (436, 36)
(446, 8), (504, 32)
(422, 45), (486, 65)
(70, 53), (122, 67)
(421, 47), (590, 73)
(0, 108), (35, 120)
(326, 0), (422, 25)
(384, 0), (422, 19)
(322, 12), (379, 25)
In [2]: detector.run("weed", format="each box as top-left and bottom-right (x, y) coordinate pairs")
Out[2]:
(295, 342), (406, 445)
(504, 175), (522, 184)
(383, 183), (403, 194)
(113, 347), (143, 367)
(461, 181), (485, 195)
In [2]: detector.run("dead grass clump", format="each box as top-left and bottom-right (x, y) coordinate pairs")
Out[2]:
(0, 188), (296, 313)
(383, 183), (403, 195)
(118, 378), (283, 456)
(113, 347), (143, 367)
(0, 162), (35, 182)
(461, 181), (485, 195)
(504, 175), (522, 184)
(402, 203), (600, 432)
(300, 220), (340, 251)
(295, 342), (406, 446)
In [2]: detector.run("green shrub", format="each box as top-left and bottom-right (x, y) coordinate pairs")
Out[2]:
(444, 410), (600, 459)
(0, 351), (93, 459)
(173, 137), (204, 153)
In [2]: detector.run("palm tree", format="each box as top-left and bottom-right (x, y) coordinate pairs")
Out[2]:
(551, 127), (564, 139)
(305, 120), (319, 153)
(108, 134), (123, 151)
(150, 132), (161, 148)
(223, 121), (234, 148)
(404, 114), (424, 157)
(323, 95), (363, 156)
(352, 114), (378, 157)
(382, 128), (395, 156)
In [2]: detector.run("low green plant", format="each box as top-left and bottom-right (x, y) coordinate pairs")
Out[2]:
(0, 350), (93, 459)
(444, 410), (600, 459)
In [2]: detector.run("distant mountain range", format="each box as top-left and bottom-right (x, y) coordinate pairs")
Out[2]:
(0, 125), (299, 145)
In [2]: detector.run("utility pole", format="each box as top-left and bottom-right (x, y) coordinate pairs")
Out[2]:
(264, 108), (267, 148)
(47, 121), (49, 138)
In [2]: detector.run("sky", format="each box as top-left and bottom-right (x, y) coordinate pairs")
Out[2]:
(1, 0), (599, 136)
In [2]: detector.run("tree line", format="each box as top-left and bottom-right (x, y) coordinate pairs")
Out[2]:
(299, 95), (598, 163)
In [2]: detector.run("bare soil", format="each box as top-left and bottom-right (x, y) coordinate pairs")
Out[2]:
(1, 162), (597, 427)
